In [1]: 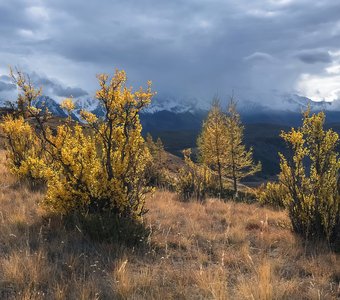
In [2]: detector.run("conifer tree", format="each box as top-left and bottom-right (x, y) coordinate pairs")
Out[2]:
(224, 99), (261, 197)
(197, 98), (228, 194)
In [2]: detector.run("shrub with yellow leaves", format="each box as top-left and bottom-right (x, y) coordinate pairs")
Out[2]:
(176, 149), (212, 201)
(279, 109), (340, 244)
(257, 182), (287, 209)
(2, 68), (154, 219)
(0, 115), (46, 181)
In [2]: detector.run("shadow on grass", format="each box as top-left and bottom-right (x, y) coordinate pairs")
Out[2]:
(1, 211), (151, 298)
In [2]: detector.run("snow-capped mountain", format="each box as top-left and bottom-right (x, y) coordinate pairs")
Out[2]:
(32, 96), (68, 118)
(143, 94), (208, 114)
(281, 94), (332, 112)
(1, 93), (340, 126)
(72, 97), (104, 121)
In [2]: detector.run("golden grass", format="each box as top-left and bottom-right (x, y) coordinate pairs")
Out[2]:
(0, 150), (339, 299)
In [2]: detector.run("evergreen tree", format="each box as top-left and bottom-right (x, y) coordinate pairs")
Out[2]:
(197, 98), (228, 194)
(224, 99), (261, 197)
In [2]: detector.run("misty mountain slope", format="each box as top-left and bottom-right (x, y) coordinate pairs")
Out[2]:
(32, 96), (67, 118)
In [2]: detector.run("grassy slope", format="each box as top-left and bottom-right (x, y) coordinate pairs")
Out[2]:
(0, 150), (339, 299)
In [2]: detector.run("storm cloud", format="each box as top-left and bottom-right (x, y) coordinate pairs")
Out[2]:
(0, 0), (340, 104)
(30, 73), (88, 98)
(296, 49), (332, 64)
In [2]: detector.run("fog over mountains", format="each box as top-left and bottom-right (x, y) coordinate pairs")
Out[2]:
(1, 92), (339, 127)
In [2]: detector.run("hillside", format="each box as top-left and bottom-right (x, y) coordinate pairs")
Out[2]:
(0, 150), (339, 299)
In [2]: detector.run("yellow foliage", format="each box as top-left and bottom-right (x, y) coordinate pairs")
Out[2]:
(257, 182), (288, 209)
(60, 98), (75, 113)
(279, 109), (340, 242)
(177, 149), (212, 201)
(0, 115), (46, 181)
(198, 98), (261, 197)
(2, 68), (154, 219)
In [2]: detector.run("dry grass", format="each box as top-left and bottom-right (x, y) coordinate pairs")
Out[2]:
(0, 150), (339, 299)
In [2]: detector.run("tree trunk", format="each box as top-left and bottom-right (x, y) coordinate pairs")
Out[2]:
(233, 176), (238, 199)
(217, 160), (223, 196)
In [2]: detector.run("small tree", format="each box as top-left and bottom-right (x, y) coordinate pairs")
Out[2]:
(197, 98), (228, 195)
(224, 99), (261, 197)
(279, 110), (340, 243)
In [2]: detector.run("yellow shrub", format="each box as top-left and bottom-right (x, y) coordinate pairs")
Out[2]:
(2, 69), (154, 219)
(257, 182), (287, 209)
(176, 149), (211, 201)
(279, 110), (340, 243)
(0, 115), (46, 181)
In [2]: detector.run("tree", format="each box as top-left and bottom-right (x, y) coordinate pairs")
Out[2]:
(224, 99), (261, 197)
(279, 109), (340, 243)
(197, 98), (228, 195)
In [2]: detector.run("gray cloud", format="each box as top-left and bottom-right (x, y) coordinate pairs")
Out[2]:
(30, 73), (88, 98)
(0, 75), (11, 82)
(0, 81), (16, 92)
(296, 49), (332, 64)
(0, 0), (340, 103)
(53, 86), (88, 98)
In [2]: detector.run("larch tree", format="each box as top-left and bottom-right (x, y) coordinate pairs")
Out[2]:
(197, 98), (228, 195)
(224, 98), (261, 197)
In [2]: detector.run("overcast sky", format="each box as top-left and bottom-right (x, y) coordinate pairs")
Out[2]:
(1, 0), (340, 105)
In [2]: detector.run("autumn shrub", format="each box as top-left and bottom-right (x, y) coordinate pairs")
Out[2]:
(257, 182), (287, 209)
(279, 110), (340, 244)
(176, 149), (211, 201)
(145, 134), (175, 190)
(1, 69), (154, 221)
(0, 115), (46, 183)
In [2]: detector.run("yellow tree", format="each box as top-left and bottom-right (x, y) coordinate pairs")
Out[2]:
(197, 99), (228, 194)
(224, 99), (261, 197)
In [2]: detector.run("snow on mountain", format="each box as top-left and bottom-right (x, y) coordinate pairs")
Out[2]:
(72, 97), (100, 121)
(74, 97), (99, 112)
(281, 94), (331, 112)
(2, 92), (340, 120)
(143, 94), (208, 114)
(32, 96), (67, 118)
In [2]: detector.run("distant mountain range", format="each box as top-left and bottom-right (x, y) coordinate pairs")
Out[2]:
(0, 92), (338, 121)
(2, 93), (340, 178)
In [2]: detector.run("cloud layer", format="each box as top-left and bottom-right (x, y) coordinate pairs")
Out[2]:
(0, 0), (340, 104)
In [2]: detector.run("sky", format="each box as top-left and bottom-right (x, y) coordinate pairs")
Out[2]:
(1, 0), (340, 106)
